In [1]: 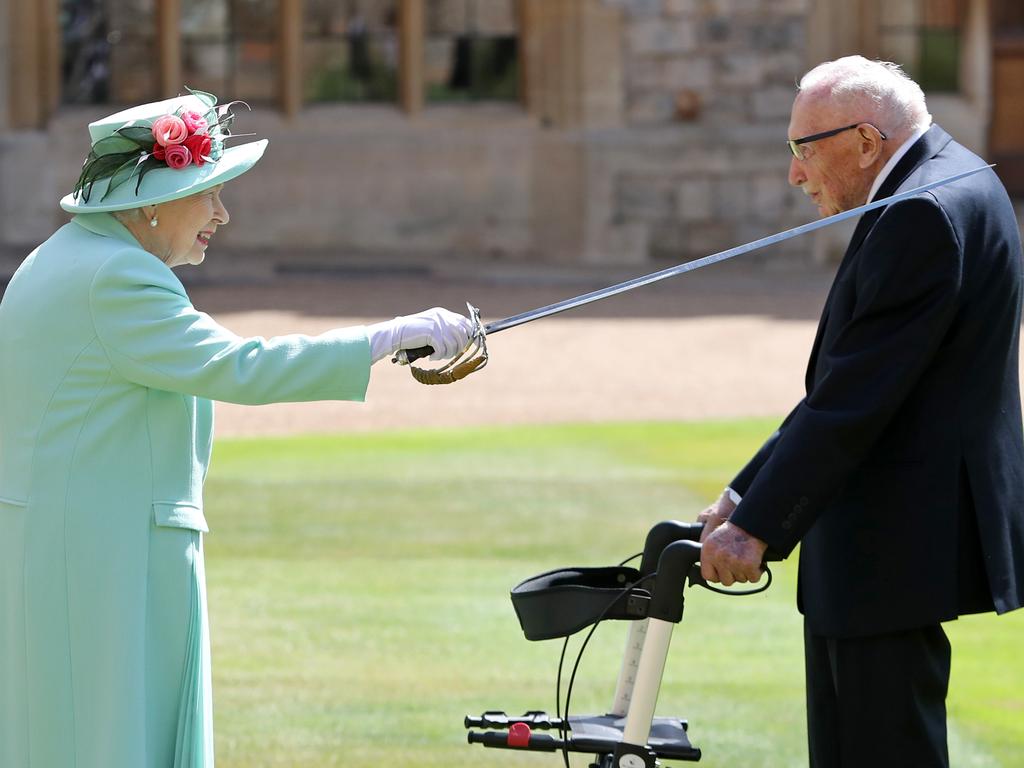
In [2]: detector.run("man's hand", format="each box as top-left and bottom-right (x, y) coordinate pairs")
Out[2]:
(700, 521), (768, 587)
(696, 490), (737, 543)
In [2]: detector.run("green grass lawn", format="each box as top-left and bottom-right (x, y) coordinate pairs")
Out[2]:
(203, 420), (1024, 767)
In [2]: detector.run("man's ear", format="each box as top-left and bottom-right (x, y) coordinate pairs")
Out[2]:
(857, 124), (885, 169)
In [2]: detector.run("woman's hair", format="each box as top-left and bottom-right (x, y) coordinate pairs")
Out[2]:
(798, 56), (931, 137)
(111, 208), (146, 227)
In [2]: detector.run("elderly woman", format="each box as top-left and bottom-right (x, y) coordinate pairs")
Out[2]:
(0, 91), (472, 768)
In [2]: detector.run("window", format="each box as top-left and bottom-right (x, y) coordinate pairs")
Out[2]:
(303, 0), (400, 103)
(425, 0), (519, 103)
(60, 0), (157, 104)
(56, 0), (523, 114)
(181, 0), (277, 104)
(878, 0), (964, 92)
(301, 0), (519, 107)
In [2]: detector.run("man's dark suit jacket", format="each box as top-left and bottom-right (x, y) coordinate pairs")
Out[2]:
(729, 125), (1024, 638)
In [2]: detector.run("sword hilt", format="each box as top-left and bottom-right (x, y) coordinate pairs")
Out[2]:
(393, 302), (486, 367)
(393, 346), (434, 365)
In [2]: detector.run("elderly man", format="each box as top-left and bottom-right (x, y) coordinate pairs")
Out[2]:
(698, 56), (1024, 766)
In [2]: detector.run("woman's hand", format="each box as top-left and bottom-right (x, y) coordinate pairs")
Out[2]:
(366, 308), (475, 364)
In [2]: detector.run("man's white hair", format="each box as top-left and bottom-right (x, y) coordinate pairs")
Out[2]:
(798, 56), (931, 137)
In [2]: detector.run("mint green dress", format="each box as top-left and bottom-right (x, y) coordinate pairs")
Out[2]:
(0, 213), (371, 767)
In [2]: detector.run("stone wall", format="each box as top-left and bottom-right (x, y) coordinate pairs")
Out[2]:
(1, 0), (946, 270)
(578, 0), (816, 265)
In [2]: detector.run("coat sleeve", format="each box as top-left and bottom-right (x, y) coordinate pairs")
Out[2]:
(729, 195), (963, 556)
(730, 402), (801, 495)
(88, 248), (371, 405)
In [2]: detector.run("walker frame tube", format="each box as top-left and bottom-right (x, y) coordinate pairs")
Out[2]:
(610, 618), (649, 717)
(620, 616), (676, 747)
(611, 522), (703, 721)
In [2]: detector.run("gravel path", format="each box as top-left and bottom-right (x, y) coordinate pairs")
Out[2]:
(187, 261), (835, 437)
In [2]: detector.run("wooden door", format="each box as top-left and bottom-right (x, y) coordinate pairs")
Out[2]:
(991, 1), (1024, 196)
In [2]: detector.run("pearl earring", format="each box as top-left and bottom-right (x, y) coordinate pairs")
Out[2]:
(149, 215), (158, 228)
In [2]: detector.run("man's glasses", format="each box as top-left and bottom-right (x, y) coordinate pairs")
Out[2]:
(787, 123), (887, 160)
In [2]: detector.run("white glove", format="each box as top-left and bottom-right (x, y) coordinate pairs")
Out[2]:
(366, 307), (475, 364)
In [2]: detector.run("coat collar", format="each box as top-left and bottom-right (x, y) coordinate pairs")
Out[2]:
(843, 124), (953, 261)
(69, 211), (184, 279)
(70, 212), (145, 249)
(873, 124), (953, 202)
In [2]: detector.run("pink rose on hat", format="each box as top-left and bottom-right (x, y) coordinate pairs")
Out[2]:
(149, 108), (214, 168)
(152, 114), (189, 147)
(164, 145), (192, 169)
(180, 110), (209, 134)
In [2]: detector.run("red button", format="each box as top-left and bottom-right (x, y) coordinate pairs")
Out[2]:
(507, 722), (532, 748)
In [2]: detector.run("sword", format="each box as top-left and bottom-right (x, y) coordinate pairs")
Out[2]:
(398, 164), (992, 366)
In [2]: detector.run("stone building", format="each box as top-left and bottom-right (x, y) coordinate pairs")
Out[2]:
(1, 0), (1022, 270)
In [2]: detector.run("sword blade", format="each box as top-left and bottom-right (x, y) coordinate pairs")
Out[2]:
(483, 164), (993, 335)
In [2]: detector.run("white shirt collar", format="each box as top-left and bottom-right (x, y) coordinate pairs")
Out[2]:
(868, 122), (932, 203)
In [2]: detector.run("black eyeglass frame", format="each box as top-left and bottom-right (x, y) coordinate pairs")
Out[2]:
(787, 122), (887, 160)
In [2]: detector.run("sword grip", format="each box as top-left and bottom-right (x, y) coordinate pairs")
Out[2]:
(394, 345), (434, 365)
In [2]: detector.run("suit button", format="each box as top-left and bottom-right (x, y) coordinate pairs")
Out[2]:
(800, 496), (809, 505)
(792, 505), (802, 514)
(782, 520), (792, 530)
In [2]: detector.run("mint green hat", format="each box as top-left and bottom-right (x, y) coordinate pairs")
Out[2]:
(60, 89), (267, 213)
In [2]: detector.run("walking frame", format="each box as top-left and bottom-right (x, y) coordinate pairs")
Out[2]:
(464, 521), (780, 767)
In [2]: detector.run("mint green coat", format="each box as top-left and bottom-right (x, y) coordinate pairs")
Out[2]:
(0, 213), (371, 768)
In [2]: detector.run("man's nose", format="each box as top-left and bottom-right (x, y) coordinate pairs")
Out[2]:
(788, 156), (806, 187)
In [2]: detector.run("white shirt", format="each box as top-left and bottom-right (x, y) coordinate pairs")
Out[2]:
(867, 122), (932, 203)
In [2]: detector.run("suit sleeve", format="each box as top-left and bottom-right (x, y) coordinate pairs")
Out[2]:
(88, 249), (371, 405)
(730, 196), (962, 556)
(730, 402), (801, 495)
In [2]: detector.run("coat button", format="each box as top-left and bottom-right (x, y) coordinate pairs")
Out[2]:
(782, 520), (792, 530)
(800, 496), (809, 505)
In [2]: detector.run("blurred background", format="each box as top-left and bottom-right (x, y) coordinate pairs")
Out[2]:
(2, 0), (1023, 277)
(3, 3), (1024, 767)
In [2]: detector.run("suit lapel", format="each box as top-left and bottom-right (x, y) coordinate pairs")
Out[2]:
(803, 125), (953, 390)
(804, 210), (882, 390)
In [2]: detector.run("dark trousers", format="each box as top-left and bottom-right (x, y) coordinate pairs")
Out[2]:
(804, 621), (951, 768)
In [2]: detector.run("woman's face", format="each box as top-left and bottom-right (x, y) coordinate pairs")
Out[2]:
(147, 185), (230, 267)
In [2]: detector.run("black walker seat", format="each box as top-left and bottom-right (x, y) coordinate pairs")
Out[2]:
(510, 566), (651, 641)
